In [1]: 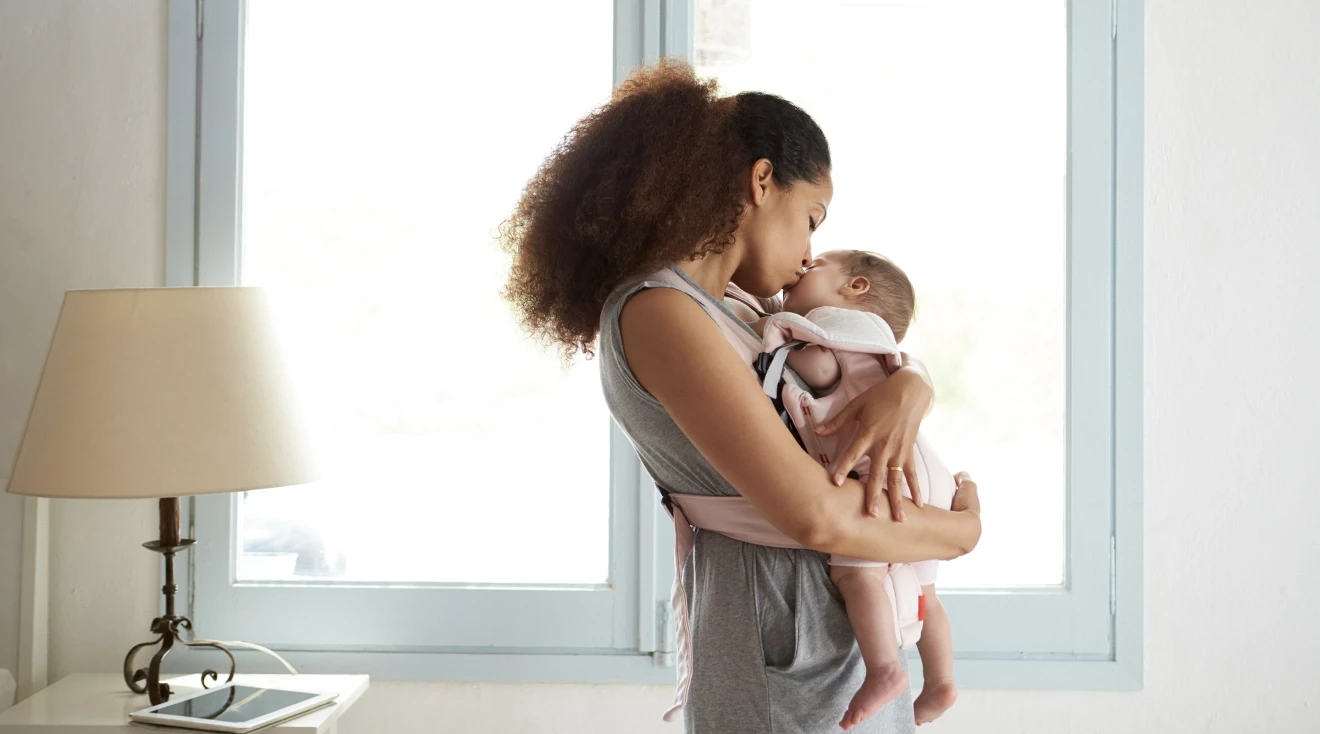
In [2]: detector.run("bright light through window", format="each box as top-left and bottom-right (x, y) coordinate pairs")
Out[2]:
(235, 1), (615, 585)
(696, 0), (1067, 587)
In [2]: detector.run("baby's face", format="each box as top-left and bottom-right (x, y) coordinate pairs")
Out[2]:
(782, 252), (852, 315)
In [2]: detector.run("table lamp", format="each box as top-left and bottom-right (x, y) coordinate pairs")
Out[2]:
(4, 287), (319, 705)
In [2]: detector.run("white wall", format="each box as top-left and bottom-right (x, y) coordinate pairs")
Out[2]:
(0, 0), (165, 684)
(2, 0), (1319, 731)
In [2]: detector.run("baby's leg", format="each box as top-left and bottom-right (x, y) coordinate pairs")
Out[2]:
(912, 585), (958, 725)
(831, 565), (910, 731)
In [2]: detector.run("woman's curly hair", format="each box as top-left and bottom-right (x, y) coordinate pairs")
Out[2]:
(499, 59), (830, 358)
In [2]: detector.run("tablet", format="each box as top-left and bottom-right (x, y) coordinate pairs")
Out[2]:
(129, 683), (338, 733)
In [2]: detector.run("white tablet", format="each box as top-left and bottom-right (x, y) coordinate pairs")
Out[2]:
(129, 683), (338, 733)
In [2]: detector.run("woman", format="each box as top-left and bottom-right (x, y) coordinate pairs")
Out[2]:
(502, 61), (982, 733)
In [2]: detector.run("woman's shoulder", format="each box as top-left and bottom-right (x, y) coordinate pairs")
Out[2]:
(603, 270), (698, 339)
(604, 267), (752, 341)
(600, 269), (727, 373)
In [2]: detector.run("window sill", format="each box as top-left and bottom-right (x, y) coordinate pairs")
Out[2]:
(163, 650), (677, 686)
(163, 649), (1140, 689)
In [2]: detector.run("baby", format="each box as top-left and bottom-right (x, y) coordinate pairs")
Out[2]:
(747, 250), (958, 729)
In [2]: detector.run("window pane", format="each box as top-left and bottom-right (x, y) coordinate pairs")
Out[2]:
(696, 0), (1066, 587)
(236, 0), (614, 584)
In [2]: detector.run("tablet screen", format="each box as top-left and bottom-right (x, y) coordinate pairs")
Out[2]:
(151, 686), (321, 723)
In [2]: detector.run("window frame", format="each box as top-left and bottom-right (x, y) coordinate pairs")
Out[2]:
(166, 0), (1142, 688)
(169, 0), (675, 683)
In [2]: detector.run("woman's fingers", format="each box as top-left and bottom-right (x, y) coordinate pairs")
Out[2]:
(885, 466), (905, 521)
(831, 433), (871, 486)
(815, 397), (859, 437)
(875, 447), (905, 521)
(864, 465), (889, 519)
(903, 457), (923, 509)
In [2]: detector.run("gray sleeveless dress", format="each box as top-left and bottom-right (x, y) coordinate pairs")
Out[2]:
(599, 266), (917, 734)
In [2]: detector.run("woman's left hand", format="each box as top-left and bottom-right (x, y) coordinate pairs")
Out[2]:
(813, 367), (934, 522)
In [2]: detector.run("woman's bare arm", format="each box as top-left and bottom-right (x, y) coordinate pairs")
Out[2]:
(621, 288), (980, 563)
(900, 352), (935, 417)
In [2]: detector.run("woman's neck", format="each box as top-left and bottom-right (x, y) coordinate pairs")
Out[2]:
(676, 246), (742, 299)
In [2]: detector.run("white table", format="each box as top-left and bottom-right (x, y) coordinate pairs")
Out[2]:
(0, 674), (368, 734)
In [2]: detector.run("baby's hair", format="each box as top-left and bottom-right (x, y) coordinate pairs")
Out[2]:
(839, 250), (915, 342)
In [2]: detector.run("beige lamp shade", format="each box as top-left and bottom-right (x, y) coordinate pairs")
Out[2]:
(5, 287), (320, 499)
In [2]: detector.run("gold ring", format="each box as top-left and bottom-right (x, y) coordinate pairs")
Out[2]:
(888, 466), (904, 472)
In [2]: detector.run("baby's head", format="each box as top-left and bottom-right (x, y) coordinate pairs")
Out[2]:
(782, 250), (915, 341)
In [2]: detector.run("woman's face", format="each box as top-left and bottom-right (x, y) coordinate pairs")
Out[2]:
(782, 252), (850, 315)
(733, 162), (834, 298)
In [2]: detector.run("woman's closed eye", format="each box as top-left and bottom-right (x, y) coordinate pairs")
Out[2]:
(808, 217), (818, 232)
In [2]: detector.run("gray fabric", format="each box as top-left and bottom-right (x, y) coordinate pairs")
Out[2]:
(599, 267), (917, 734)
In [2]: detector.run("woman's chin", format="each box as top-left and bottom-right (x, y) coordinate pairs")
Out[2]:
(741, 281), (780, 300)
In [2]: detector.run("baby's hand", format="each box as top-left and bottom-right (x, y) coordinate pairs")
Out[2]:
(750, 315), (771, 336)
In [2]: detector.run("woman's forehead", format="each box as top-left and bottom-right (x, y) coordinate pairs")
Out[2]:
(804, 174), (834, 203)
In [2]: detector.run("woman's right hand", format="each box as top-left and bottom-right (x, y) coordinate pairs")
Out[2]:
(951, 472), (981, 518)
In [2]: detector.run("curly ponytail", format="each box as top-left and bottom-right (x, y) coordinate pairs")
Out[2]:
(499, 59), (829, 358)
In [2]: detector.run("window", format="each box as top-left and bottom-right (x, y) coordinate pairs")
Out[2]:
(691, 0), (1145, 681)
(697, 0), (1069, 590)
(235, 1), (616, 587)
(180, 0), (667, 679)
(690, 0), (1142, 684)
(171, 0), (1140, 686)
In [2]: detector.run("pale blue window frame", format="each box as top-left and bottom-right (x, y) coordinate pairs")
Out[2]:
(166, 0), (1142, 688)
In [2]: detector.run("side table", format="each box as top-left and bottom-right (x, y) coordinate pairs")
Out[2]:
(0, 674), (369, 734)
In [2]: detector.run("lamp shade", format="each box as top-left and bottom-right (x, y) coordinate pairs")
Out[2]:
(5, 287), (319, 499)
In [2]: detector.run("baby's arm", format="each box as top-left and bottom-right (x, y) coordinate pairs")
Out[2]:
(786, 346), (841, 391)
(749, 316), (841, 391)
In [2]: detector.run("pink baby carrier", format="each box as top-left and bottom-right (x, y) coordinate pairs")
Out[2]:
(651, 272), (956, 723)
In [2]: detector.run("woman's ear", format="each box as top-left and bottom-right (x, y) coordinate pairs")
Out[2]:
(748, 158), (775, 207)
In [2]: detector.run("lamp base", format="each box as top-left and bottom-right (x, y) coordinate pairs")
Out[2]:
(123, 613), (237, 705)
(122, 498), (237, 705)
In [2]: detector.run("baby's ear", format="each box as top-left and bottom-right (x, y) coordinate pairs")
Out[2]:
(845, 275), (872, 297)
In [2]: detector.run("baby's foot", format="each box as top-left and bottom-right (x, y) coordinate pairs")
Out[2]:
(913, 678), (958, 725)
(839, 664), (909, 731)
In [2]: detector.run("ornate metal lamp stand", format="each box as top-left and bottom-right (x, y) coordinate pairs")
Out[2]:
(122, 497), (237, 705)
